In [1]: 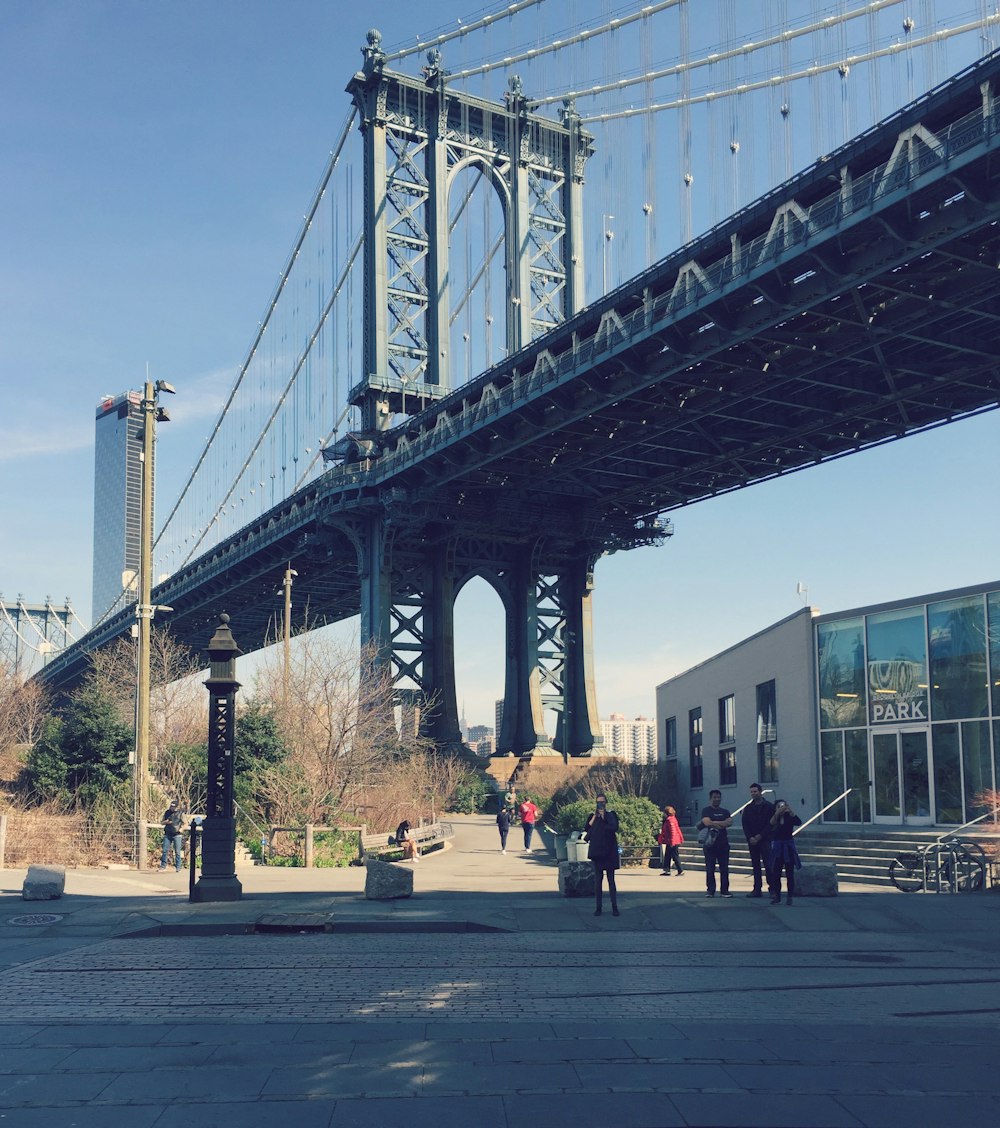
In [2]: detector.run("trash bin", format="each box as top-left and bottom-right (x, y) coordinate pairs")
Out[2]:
(566, 831), (589, 863)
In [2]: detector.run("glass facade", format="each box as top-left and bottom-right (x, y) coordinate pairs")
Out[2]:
(818, 587), (1000, 826)
(92, 391), (144, 624)
(756, 680), (778, 783)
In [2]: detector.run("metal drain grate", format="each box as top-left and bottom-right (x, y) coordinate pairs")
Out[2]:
(7, 914), (64, 927)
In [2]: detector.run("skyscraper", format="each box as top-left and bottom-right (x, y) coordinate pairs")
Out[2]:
(92, 390), (143, 624)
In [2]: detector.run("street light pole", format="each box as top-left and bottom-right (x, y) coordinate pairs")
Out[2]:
(134, 378), (174, 870)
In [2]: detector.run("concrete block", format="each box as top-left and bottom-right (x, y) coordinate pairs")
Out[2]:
(557, 860), (595, 897)
(364, 857), (413, 900)
(796, 863), (838, 896)
(22, 865), (66, 900)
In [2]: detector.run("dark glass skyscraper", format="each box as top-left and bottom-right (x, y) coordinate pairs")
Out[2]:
(92, 391), (143, 624)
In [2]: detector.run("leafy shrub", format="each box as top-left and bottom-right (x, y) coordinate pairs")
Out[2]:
(448, 771), (491, 814)
(553, 792), (661, 864)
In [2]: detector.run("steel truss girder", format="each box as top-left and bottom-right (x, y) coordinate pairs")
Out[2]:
(347, 37), (593, 430)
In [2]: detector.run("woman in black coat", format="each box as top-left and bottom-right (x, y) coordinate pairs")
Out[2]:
(584, 793), (620, 917)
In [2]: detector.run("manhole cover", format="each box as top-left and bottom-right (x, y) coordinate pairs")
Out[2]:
(8, 914), (64, 927)
(835, 952), (903, 965)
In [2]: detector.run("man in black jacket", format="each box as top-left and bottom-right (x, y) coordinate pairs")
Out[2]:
(741, 783), (774, 897)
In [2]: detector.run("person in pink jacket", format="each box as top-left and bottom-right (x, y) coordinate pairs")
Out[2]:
(657, 805), (685, 876)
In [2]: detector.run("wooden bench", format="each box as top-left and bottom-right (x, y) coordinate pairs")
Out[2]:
(360, 822), (450, 861)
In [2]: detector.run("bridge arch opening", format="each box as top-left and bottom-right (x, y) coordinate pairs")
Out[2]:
(452, 573), (506, 757)
(447, 161), (509, 384)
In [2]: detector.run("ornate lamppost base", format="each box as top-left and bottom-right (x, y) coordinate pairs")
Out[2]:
(191, 874), (244, 903)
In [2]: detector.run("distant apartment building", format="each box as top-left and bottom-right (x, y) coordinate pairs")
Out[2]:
(92, 390), (143, 624)
(475, 736), (496, 757)
(495, 700), (504, 744)
(600, 713), (657, 764)
(467, 724), (492, 745)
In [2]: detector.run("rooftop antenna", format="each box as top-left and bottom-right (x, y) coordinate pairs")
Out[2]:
(796, 581), (809, 606)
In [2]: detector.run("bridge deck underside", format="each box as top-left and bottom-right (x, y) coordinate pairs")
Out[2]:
(42, 54), (1000, 690)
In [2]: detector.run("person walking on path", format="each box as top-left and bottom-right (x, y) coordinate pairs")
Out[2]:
(741, 783), (774, 897)
(657, 805), (684, 875)
(700, 790), (733, 897)
(496, 807), (511, 854)
(519, 798), (541, 851)
(585, 793), (620, 916)
(159, 801), (185, 872)
(768, 799), (802, 904)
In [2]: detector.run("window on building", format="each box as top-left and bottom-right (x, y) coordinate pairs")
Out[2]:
(664, 716), (677, 759)
(756, 679), (778, 783)
(718, 694), (735, 744)
(689, 707), (703, 788)
(719, 745), (737, 786)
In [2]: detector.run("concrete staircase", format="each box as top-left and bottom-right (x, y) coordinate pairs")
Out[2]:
(676, 825), (999, 887)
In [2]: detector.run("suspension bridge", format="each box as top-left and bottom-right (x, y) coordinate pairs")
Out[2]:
(36, 1), (1000, 757)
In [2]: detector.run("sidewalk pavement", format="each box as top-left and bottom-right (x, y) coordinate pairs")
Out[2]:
(1, 813), (998, 1127)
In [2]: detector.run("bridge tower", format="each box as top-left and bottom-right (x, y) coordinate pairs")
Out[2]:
(344, 31), (602, 755)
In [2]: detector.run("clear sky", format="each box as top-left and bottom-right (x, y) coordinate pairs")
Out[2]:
(1, 1), (997, 731)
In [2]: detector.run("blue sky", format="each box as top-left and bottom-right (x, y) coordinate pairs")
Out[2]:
(1, 1), (996, 729)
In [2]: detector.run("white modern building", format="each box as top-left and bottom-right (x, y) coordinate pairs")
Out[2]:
(600, 713), (657, 764)
(656, 582), (1000, 830)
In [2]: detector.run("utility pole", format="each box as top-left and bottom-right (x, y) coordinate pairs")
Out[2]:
(282, 564), (297, 703)
(134, 378), (175, 870)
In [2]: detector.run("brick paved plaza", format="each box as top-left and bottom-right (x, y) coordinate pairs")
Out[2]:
(1, 815), (998, 1126)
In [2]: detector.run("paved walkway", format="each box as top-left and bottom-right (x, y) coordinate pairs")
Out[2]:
(1, 814), (999, 1126)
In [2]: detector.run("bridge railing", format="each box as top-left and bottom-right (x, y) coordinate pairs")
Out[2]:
(371, 97), (999, 484)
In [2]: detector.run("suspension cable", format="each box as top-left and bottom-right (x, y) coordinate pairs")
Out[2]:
(180, 230), (365, 568)
(442, 0), (684, 83)
(531, 0), (905, 107)
(155, 107), (358, 552)
(384, 0), (548, 63)
(581, 15), (1000, 123)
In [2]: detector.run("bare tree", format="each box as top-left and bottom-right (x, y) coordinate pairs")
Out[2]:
(0, 662), (48, 782)
(250, 630), (436, 826)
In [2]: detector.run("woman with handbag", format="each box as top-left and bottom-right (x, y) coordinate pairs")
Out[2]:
(657, 805), (684, 876)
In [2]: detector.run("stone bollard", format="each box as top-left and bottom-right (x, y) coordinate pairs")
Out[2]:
(22, 865), (66, 901)
(364, 857), (414, 900)
(558, 860), (595, 897)
(795, 863), (838, 896)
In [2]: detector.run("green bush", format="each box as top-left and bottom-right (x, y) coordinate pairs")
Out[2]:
(553, 793), (661, 864)
(448, 771), (491, 814)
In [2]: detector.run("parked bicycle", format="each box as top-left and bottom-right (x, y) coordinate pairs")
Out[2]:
(888, 837), (987, 892)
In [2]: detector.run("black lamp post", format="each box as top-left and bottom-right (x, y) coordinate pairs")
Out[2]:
(192, 613), (243, 902)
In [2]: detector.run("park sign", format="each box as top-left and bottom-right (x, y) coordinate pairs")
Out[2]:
(868, 658), (928, 724)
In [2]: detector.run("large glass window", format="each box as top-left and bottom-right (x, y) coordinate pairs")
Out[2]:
(962, 720), (992, 820)
(818, 618), (866, 728)
(719, 746), (737, 786)
(932, 723), (963, 824)
(664, 716), (677, 759)
(718, 694), (735, 744)
(845, 729), (871, 822)
(689, 707), (703, 788)
(928, 596), (988, 721)
(866, 607), (928, 725)
(756, 679), (778, 783)
(821, 731), (846, 821)
(988, 592), (1000, 716)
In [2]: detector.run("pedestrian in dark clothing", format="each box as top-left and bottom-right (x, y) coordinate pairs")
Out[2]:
(584, 793), (620, 917)
(496, 808), (511, 854)
(741, 783), (774, 897)
(657, 805), (684, 875)
(700, 789), (733, 897)
(159, 801), (185, 872)
(768, 799), (802, 904)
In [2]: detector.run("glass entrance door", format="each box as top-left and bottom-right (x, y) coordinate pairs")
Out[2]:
(871, 728), (932, 824)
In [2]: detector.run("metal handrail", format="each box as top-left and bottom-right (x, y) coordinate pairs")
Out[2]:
(793, 788), (853, 836)
(932, 805), (1000, 844)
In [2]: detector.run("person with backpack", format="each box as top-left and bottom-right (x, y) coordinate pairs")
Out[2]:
(496, 806), (511, 854)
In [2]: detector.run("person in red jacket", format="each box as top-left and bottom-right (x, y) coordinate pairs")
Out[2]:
(657, 805), (685, 876)
(519, 798), (541, 851)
